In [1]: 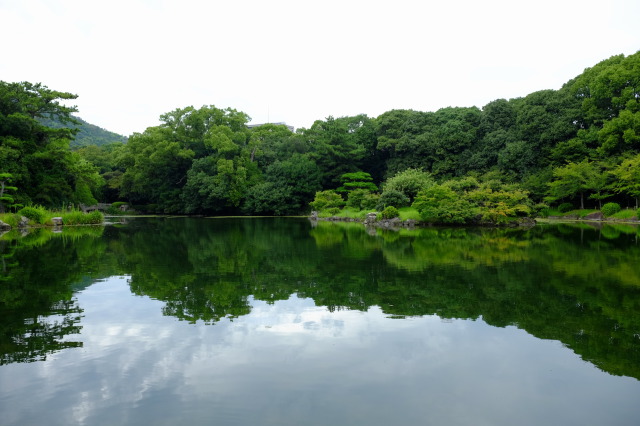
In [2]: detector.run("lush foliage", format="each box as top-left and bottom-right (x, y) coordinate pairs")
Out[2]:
(17, 206), (48, 224)
(382, 168), (434, 202)
(377, 189), (410, 210)
(380, 205), (399, 219)
(3, 51), (640, 216)
(0, 173), (18, 213)
(309, 190), (345, 212)
(601, 202), (621, 217)
(0, 81), (103, 207)
(336, 172), (377, 193)
(61, 210), (104, 225)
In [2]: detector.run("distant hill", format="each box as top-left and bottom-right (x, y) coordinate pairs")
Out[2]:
(38, 115), (127, 148)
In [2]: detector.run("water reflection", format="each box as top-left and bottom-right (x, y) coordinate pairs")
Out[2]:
(2, 277), (638, 426)
(0, 228), (105, 364)
(1, 218), (639, 383)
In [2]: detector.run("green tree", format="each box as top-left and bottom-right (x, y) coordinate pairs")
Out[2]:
(181, 156), (259, 214)
(382, 168), (434, 202)
(304, 116), (368, 188)
(611, 154), (640, 208)
(547, 160), (602, 210)
(243, 154), (322, 215)
(412, 184), (477, 224)
(309, 190), (345, 212)
(247, 123), (295, 165)
(0, 173), (18, 213)
(0, 81), (106, 207)
(596, 109), (640, 155)
(119, 127), (195, 212)
(336, 172), (377, 193)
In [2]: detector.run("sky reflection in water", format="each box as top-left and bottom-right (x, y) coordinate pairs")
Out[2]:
(1, 275), (638, 426)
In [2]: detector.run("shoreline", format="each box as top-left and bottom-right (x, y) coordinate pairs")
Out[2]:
(310, 213), (640, 230)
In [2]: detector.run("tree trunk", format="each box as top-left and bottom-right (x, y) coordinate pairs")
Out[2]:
(580, 192), (585, 210)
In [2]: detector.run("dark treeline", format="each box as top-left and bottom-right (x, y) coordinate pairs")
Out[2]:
(1, 52), (639, 215)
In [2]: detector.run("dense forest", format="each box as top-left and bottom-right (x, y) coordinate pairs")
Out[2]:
(1, 52), (639, 218)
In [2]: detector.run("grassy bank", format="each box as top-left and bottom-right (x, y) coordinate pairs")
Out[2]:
(1, 205), (104, 228)
(539, 207), (638, 221)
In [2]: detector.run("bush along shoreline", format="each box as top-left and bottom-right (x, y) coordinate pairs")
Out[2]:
(308, 197), (638, 230)
(309, 210), (537, 229)
(0, 206), (104, 233)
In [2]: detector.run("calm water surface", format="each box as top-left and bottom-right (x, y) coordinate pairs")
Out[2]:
(1, 218), (639, 425)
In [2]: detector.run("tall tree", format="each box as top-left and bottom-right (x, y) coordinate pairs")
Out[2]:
(547, 160), (602, 209)
(611, 154), (640, 208)
(0, 173), (17, 213)
(0, 81), (103, 207)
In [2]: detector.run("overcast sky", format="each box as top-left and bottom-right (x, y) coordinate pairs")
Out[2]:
(1, 0), (638, 136)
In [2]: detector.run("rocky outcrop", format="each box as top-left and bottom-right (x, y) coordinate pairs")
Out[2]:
(363, 212), (377, 225)
(515, 217), (536, 227)
(18, 216), (29, 228)
(584, 211), (604, 220)
(0, 220), (11, 231)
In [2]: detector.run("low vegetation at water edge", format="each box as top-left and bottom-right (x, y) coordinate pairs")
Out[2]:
(1, 206), (104, 228)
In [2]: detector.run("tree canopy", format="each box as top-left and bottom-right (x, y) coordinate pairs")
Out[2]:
(3, 50), (640, 215)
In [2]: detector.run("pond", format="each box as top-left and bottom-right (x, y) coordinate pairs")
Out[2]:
(1, 218), (639, 426)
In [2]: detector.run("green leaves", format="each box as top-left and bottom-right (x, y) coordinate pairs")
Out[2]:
(413, 184), (472, 224)
(337, 172), (377, 193)
(309, 190), (345, 212)
(547, 160), (605, 209)
(382, 168), (434, 202)
(611, 154), (640, 208)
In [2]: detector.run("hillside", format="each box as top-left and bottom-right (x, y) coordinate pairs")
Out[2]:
(38, 115), (127, 148)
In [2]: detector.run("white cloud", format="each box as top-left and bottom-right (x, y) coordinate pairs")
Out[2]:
(1, 0), (638, 135)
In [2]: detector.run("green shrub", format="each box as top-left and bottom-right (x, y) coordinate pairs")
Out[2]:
(558, 203), (573, 213)
(62, 210), (104, 225)
(538, 208), (559, 218)
(361, 193), (380, 211)
(111, 201), (128, 208)
(346, 189), (371, 210)
(376, 190), (409, 210)
(17, 206), (48, 224)
(309, 190), (345, 211)
(383, 168), (434, 202)
(413, 185), (477, 224)
(601, 202), (621, 217)
(380, 206), (399, 219)
(85, 210), (104, 224)
(317, 207), (342, 217)
(106, 206), (124, 215)
(326, 207), (341, 216)
(0, 213), (20, 228)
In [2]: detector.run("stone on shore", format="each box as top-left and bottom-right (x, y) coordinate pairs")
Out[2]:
(18, 216), (29, 228)
(584, 211), (604, 220)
